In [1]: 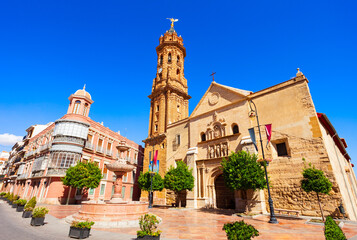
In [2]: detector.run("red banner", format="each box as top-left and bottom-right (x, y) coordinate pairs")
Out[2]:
(265, 124), (272, 146)
(153, 150), (158, 166)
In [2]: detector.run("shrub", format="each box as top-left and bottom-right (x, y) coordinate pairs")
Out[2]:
(4, 192), (10, 199)
(324, 216), (346, 240)
(8, 193), (14, 202)
(32, 207), (49, 218)
(0, 192), (6, 196)
(15, 199), (27, 206)
(138, 172), (164, 192)
(223, 220), (259, 240)
(24, 197), (37, 211)
(137, 214), (161, 238)
(12, 195), (19, 203)
(71, 221), (95, 229)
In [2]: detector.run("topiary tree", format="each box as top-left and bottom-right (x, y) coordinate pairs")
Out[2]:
(62, 161), (102, 195)
(138, 172), (164, 192)
(24, 197), (37, 211)
(164, 161), (194, 208)
(301, 166), (332, 221)
(221, 151), (266, 203)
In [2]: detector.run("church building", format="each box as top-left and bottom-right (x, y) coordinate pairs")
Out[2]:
(143, 22), (357, 220)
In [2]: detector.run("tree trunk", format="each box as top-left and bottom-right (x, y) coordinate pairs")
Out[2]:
(317, 192), (325, 221)
(177, 192), (181, 208)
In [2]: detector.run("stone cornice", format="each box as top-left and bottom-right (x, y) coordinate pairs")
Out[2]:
(156, 42), (186, 57)
(148, 84), (191, 100)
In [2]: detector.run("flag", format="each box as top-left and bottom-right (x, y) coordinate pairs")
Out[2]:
(265, 124), (272, 147)
(248, 128), (258, 151)
(153, 150), (158, 166)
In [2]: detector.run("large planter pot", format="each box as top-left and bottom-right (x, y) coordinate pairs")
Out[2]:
(31, 217), (45, 226)
(137, 235), (161, 240)
(12, 203), (18, 208)
(68, 227), (91, 239)
(22, 211), (32, 218)
(17, 205), (25, 212)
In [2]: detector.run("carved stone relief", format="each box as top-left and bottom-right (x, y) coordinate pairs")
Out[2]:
(207, 142), (229, 159)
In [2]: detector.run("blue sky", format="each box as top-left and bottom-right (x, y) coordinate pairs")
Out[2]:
(0, 1), (356, 166)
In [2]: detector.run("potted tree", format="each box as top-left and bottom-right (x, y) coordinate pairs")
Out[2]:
(15, 199), (27, 212)
(69, 221), (95, 239)
(12, 195), (19, 208)
(7, 193), (13, 205)
(137, 214), (161, 240)
(23, 197), (37, 218)
(61, 162), (102, 203)
(30, 207), (49, 226)
(0, 192), (6, 199)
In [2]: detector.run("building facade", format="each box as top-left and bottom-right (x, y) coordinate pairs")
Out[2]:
(143, 24), (357, 220)
(2, 87), (144, 204)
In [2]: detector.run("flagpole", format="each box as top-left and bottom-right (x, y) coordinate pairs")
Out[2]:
(149, 146), (154, 209)
(249, 100), (278, 224)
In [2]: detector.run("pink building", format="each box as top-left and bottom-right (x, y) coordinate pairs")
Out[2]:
(2, 87), (144, 204)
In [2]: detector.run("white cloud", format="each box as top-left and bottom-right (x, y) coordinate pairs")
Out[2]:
(0, 133), (23, 146)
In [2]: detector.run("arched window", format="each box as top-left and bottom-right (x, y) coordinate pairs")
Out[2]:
(177, 55), (180, 63)
(168, 53), (172, 63)
(201, 132), (206, 142)
(232, 124), (239, 134)
(177, 69), (180, 75)
(83, 103), (89, 116)
(73, 100), (81, 114)
(159, 55), (163, 65)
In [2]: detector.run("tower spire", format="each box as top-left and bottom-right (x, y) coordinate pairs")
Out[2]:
(166, 18), (178, 33)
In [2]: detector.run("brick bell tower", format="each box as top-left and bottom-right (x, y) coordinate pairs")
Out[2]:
(142, 19), (191, 205)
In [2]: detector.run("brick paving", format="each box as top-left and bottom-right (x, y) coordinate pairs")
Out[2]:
(44, 204), (357, 239)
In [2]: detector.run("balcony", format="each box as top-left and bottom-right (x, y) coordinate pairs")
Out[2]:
(17, 172), (28, 180)
(85, 142), (94, 151)
(46, 168), (67, 176)
(39, 143), (51, 152)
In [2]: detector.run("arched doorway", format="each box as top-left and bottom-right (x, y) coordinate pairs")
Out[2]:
(214, 175), (235, 209)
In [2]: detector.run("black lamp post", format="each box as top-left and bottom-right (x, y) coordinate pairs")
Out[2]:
(249, 100), (278, 224)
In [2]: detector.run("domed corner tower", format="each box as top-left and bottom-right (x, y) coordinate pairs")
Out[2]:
(142, 20), (191, 205)
(67, 85), (94, 117)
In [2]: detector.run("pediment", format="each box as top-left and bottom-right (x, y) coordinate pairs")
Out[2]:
(190, 82), (251, 118)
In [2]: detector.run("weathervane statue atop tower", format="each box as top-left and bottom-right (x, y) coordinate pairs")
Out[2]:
(166, 18), (178, 27)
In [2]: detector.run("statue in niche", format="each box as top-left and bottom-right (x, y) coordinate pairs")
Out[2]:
(222, 143), (228, 156)
(209, 146), (215, 158)
(216, 144), (221, 157)
(214, 125), (221, 138)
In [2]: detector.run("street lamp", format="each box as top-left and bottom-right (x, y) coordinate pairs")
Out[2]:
(249, 100), (278, 224)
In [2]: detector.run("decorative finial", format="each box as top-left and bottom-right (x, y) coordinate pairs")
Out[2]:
(210, 72), (216, 82)
(166, 18), (178, 28)
(296, 68), (303, 77)
(83, 84), (86, 90)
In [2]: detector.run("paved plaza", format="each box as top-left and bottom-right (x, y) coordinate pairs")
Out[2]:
(1, 200), (357, 239)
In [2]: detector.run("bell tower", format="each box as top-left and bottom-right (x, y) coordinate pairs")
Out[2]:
(142, 20), (191, 205)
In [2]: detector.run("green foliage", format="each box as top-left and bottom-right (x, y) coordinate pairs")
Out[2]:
(4, 192), (10, 199)
(12, 195), (19, 203)
(0, 192), (6, 196)
(221, 151), (266, 191)
(301, 167), (332, 194)
(15, 199), (27, 206)
(137, 214), (161, 237)
(223, 220), (259, 240)
(324, 216), (346, 240)
(164, 161), (194, 193)
(62, 162), (102, 191)
(138, 172), (164, 192)
(24, 197), (37, 211)
(8, 193), (14, 202)
(32, 207), (49, 218)
(71, 221), (95, 229)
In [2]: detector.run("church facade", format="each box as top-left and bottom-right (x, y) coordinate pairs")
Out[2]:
(143, 23), (357, 220)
